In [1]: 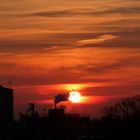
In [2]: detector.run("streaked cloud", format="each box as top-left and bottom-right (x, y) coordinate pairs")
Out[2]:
(76, 34), (119, 46)
(31, 7), (140, 17)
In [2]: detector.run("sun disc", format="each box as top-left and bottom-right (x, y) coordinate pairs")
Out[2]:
(69, 91), (81, 103)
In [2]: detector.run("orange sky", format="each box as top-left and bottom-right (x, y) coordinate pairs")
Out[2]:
(0, 0), (140, 117)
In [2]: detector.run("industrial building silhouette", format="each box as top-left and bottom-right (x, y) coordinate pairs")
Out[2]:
(1, 85), (140, 140)
(0, 86), (13, 128)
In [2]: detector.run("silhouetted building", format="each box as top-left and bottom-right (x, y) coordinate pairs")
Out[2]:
(48, 108), (65, 122)
(0, 86), (13, 127)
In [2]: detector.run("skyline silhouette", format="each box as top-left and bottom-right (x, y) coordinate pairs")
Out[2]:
(1, 85), (140, 140)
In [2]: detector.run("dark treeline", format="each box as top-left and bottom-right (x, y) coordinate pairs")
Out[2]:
(92, 95), (140, 139)
(1, 95), (140, 140)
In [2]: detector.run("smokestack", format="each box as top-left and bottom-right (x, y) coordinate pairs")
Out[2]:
(26, 103), (35, 116)
(54, 93), (69, 109)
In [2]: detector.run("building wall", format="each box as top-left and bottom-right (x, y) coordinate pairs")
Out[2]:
(0, 86), (13, 127)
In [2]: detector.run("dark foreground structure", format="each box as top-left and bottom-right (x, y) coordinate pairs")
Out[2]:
(15, 106), (91, 140)
(0, 86), (13, 128)
(0, 86), (140, 140)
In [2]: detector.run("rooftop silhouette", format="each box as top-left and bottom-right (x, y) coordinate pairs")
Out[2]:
(0, 86), (13, 128)
(0, 86), (140, 140)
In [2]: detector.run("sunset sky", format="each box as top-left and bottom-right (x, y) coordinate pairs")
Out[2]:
(0, 0), (140, 117)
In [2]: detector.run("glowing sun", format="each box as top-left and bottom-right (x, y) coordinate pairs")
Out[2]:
(69, 91), (81, 103)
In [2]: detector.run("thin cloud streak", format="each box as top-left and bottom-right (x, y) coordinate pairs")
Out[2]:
(31, 7), (140, 17)
(76, 34), (119, 46)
